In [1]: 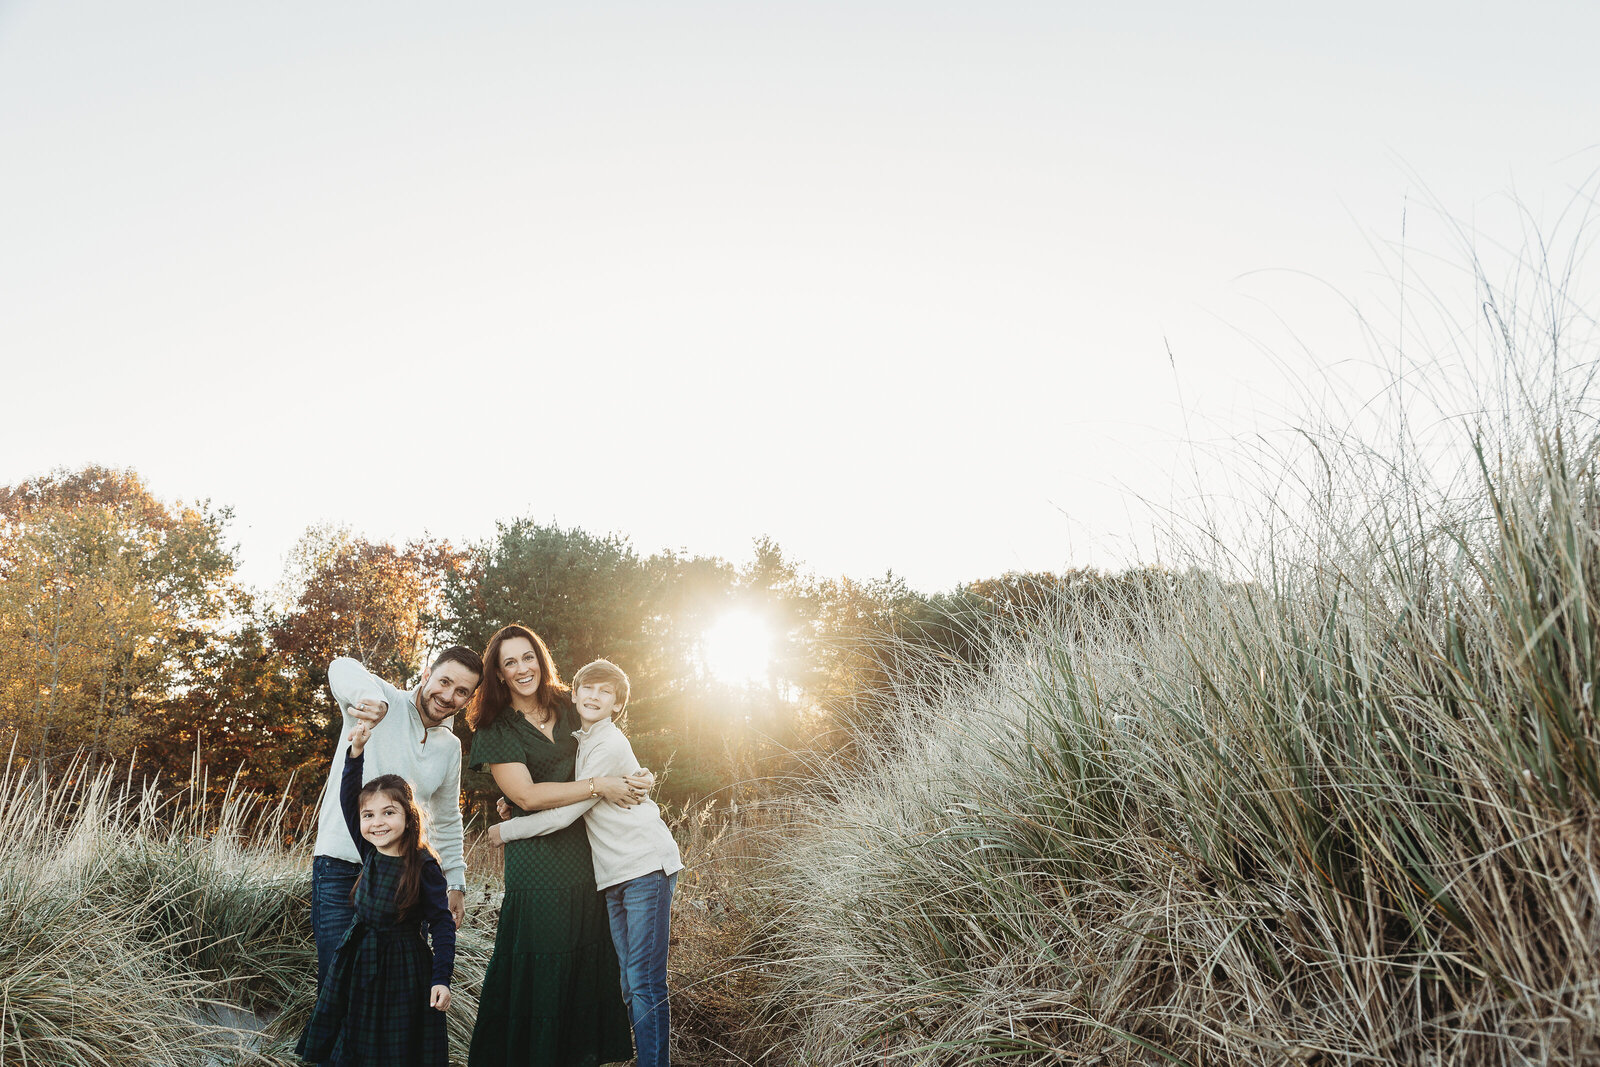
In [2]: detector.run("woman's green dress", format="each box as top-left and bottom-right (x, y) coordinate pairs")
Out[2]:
(468, 700), (634, 1067)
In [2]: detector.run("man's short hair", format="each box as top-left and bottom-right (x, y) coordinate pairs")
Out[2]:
(432, 645), (484, 680)
(572, 658), (630, 710)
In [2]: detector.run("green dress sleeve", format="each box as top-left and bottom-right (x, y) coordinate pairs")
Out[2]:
(468, 717), (521, 772)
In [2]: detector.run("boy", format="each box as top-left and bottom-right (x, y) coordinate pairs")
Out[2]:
(491, 658), (682, 1067)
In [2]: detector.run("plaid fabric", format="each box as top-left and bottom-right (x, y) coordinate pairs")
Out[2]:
(298, 851), (448, 1066)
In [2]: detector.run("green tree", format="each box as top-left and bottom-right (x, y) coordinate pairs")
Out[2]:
(440, 520), (763, 805)
(440, 520), (653, 670)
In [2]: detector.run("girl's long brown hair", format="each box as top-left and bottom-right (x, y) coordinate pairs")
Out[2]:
(353, 774), (438, 920)
(467, 624), (569, 732)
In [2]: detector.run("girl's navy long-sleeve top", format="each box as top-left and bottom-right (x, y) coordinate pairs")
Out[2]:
(342, 750), (457, 986)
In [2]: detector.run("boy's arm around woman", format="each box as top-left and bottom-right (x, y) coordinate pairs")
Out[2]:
(491, 725), (643, 846)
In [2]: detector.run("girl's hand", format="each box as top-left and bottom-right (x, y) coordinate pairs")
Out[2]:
(626, 769), (655, 795)
(495, 796), (512, 820)
(347, 722), (372, 758)
(596, 775), (643, 807)
(430, 985), (451, 1011)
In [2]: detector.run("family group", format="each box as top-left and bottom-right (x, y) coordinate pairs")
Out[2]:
(296, 622), (682, 1067)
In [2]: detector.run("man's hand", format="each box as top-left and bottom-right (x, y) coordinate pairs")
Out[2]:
(488, 824), (504, 849)
(347, 722), (372, 758)
(348, 697), (388, 726)
(430, 984), (451, 1012)
(447, 889), (464, 928)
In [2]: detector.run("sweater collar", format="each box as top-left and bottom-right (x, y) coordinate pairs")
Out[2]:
(573, 717), (618, 743)
(406, 685), (454, 732)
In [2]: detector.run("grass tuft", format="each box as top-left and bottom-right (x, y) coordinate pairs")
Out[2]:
(736, 215), (1600, 1065)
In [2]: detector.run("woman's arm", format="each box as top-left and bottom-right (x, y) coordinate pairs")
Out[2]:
(485, 762), (641, 812)
(490, 737), (639, 845)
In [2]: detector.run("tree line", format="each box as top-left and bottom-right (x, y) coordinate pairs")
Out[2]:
(0, 464), (1167, 822)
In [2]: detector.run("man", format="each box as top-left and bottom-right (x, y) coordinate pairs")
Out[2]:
(309, 646), (483, 990)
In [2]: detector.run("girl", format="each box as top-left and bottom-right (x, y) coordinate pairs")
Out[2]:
(298, 721), (457, 1067)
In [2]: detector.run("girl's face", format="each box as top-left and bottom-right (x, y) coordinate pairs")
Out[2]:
(497, 636), (543, 700)
(360, 791), (408, 855)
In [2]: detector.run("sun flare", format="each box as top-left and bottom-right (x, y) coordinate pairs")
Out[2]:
(701, 610), (774, 687)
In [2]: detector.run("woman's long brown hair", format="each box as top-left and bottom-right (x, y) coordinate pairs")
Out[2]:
(467, 623), (569, 732)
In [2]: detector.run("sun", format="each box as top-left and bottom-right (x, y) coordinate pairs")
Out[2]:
(701, 610), (774, 687)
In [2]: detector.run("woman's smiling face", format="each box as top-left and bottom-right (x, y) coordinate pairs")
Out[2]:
(497, 636), (543, 700)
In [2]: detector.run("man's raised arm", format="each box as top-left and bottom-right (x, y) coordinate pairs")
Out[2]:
(327, 657), (390, 726)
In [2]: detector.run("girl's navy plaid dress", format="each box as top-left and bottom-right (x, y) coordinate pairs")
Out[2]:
(298, 751), (456, 1067)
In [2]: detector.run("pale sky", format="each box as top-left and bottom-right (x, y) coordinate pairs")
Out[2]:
(2, 1), (1596, 594)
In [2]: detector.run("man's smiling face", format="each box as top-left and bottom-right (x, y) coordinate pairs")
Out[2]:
(416, 662), (479, 726)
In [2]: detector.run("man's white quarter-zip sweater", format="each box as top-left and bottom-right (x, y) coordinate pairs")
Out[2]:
(310, 657), (466, 889)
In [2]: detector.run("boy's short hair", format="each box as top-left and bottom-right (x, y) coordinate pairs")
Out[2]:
(572, 658), (630, 710)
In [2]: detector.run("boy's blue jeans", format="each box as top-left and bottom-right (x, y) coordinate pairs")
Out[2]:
(603, 869), (677, 1067)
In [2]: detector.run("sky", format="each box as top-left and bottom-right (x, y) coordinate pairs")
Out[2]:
(2, 1), (1596, 595)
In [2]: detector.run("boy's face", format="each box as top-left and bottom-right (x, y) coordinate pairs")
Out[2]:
(575, 680), (622, 725)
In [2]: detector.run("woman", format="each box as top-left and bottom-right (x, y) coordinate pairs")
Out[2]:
(466, 624), (642, 1067)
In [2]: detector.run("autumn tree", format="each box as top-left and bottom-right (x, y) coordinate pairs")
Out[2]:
(0, 466), (239, 771)
(140, 617), (325, 808)
(272, 525), (464, 746)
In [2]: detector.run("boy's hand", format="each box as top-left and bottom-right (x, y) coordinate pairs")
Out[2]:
(347, 722), (372, 758)
(430, 985), (451, 1011)
(488, 824), (504, 849)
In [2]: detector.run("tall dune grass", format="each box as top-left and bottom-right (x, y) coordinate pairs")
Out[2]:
(0, 754), (504, 1065)
(0, 756), (303, 1064)
(751, 235), (1600, 1063)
